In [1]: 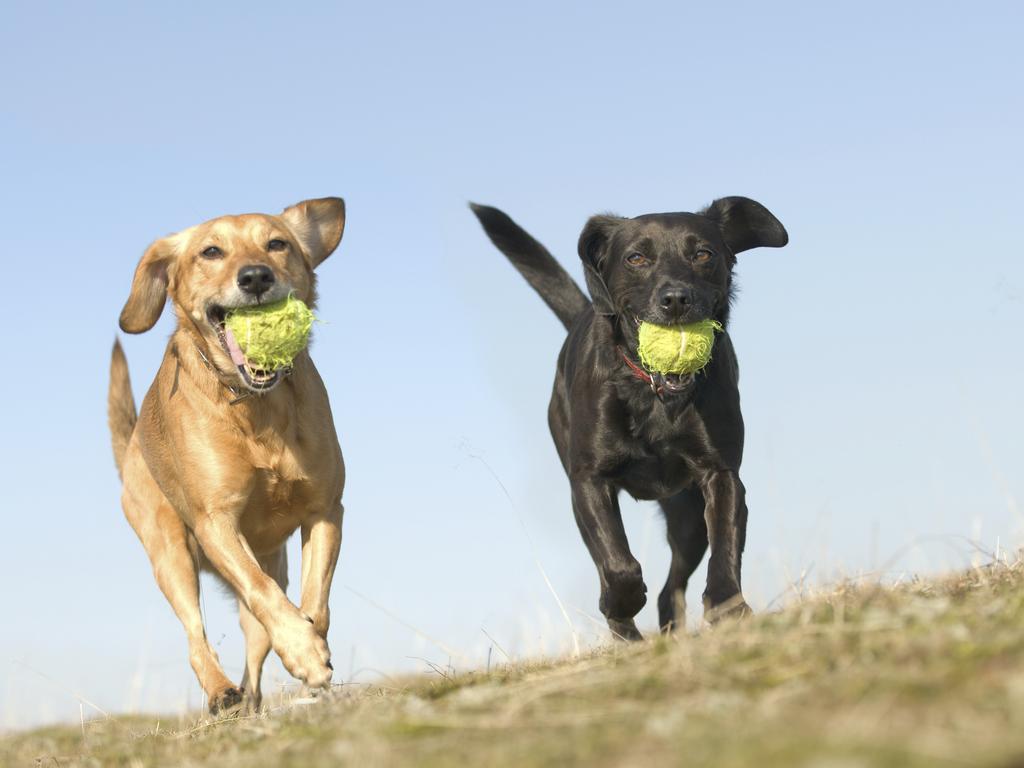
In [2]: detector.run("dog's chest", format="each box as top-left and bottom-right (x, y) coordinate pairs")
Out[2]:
(245, 433), (317, 499)
(612, 399), (717, 501)
(239, 480), (314, 554)
(237, 431), (337, 549)
(613, 425), (704, 500)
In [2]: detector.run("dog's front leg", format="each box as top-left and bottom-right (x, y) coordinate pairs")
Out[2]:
(192, 515), (333, 689)
(299, 502), (343, 640)
(700, 470), (752, 621)
(571, 475), (646, 640)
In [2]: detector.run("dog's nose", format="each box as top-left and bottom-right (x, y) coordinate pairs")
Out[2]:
(658, 287), (692, 316)
(237, 264), (276, 297)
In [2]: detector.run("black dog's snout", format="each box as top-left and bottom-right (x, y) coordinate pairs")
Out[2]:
(658, 286), (692, 316)
(237, 264), (276, 297)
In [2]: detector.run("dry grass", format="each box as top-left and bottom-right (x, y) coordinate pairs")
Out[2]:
(6, 559), (1024, 767)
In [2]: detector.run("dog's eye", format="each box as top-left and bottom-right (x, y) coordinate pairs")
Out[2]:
(267, 239), (288, 252)
(693, 248), (714, 264)
(625, 252), (649, 267)
(201, 246), (223, 260)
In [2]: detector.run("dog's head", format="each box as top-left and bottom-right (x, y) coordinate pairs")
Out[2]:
(579, 195), (787, 335)
(119, 197), (345, 393)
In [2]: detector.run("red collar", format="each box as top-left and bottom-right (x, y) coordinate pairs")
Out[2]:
(617, 346), (665, 397)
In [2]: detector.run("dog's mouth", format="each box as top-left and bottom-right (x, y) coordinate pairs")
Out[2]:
(652, 371), (693, 393)
(631, 314), (694, 394)
(205, 305), (285, 392)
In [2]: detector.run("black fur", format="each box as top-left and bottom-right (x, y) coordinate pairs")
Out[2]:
(471, 197), (787, 637)
(470, 204), (589, 330)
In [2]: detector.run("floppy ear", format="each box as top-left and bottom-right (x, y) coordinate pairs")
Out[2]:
(702, 196), (788, 255)
(119, 237), (176, 334)
(577, 215), (621, 316)
(281, 197), (346, 268)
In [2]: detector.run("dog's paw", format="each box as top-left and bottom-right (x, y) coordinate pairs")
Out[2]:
(658, 586), (687, 633)
(241, 688), (264, 714)
(659, 617), (682, 634)
(703, 593), (752, 624)
(599, 564), (648, 620)
(208, 685), (244, 715)
(607, 618), (644, 642)
(273, 615), (334, 689)
(302, 608), (330, 639)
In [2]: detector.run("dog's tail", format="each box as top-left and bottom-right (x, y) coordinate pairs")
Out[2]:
(470, 203), (590, 330)
(108, 339), (138, 479)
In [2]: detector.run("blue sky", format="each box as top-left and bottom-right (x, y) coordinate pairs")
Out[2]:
(1, 1), (1021, 730)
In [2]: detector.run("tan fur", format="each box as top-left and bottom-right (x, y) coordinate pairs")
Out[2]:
(108, 198), (347, 713)
(108, 340), (137, 479)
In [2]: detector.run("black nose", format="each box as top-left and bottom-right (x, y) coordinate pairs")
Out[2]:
(237, 264), (276, 297)
(658, 287), (692, 316)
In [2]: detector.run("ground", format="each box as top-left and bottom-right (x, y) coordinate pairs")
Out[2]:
(5, 559), (1024, 767)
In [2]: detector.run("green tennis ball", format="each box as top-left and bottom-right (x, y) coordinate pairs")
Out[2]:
(224, 295), (315, 370)
(637, 319), (723, 375)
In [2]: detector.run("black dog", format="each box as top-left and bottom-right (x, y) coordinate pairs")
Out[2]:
(470, 198), (787, 638)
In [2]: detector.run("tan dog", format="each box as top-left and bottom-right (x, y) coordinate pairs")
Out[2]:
(107, 198), (347, 713)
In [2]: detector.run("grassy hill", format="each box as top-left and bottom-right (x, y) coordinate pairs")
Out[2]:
(6, 559), (1024, 767)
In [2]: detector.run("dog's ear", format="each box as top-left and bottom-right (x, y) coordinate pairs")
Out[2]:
(119, 236), (177, 334)
(281, 197), (346, 268)
(578, 215), (621, 316)
(702, 197), (788, 255)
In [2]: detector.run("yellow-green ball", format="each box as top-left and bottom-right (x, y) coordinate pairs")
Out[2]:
(637, 319), (723, 375)
(225, 295), (314, 370)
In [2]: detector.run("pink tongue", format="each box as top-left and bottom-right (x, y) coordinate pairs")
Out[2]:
(223, 327), (247, 367)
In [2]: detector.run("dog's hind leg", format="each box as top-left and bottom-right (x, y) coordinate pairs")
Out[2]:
(121, 475), (240, 714)
(238, 546), (287, 712)
(657, 487), (709, 633)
